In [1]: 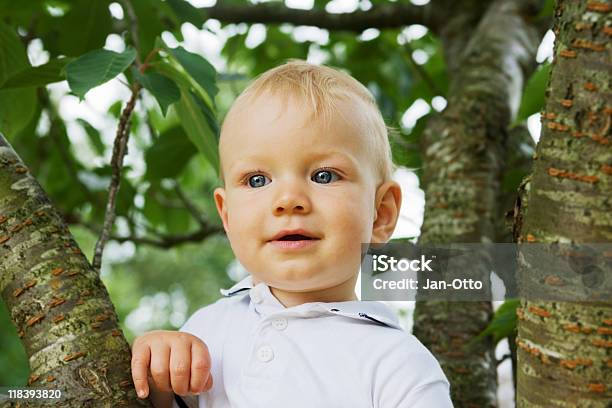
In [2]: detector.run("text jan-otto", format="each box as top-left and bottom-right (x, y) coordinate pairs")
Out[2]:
(372, 277), (483, 290)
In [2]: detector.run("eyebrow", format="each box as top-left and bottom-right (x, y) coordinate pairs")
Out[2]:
(308, 151), (360, 169)
(227, 150), (358, 176)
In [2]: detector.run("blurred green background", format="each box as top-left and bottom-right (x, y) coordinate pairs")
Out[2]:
(0, 0), (553, 389)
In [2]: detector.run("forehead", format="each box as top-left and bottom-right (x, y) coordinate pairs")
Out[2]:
(220, 92), (371, 166)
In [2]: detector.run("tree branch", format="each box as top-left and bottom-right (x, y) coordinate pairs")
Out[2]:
(121, 0), (141, 65)
(110, 224), (224, 248)
(172, 182), (209, 228)
(201, 2), (439, 32)
(92, 84), (141, 271)
(402, 41), (443, 96)
(76, 215), (223, 249)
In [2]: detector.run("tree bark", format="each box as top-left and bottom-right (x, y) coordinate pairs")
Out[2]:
(412, 0), (541, 406)
(516, 0), (611, 406)
(0, 134), (148, 407)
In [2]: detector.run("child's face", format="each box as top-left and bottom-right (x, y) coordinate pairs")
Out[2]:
(214, 92), (391, 296)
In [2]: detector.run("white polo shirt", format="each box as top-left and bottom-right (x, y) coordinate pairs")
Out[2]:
(174, 276), (452, 408)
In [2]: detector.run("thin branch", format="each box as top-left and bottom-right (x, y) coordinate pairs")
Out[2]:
(110, 2), (442, 35)
(91, 0), (145, 271)
(76, 215), (223, 249)
(402, 41), (443, 96)
(201, 2), (440, 33)
(173, 182), (209, 228)
(92, 83), (142, 271)
(110, 224), (224, 249)
(496, 353), (512, 365)
(121, 0), (141, 66)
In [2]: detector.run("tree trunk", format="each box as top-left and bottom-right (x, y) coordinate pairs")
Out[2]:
(516, 0), (611, 406)
(412, 0), (541, 406)
(0, 134), (148, 407)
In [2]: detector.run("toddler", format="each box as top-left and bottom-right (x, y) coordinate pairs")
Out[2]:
(131, 60), (452, 408)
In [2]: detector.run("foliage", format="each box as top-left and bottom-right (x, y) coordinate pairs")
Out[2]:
(0, 0), (552, 386)
(515, 63), (551, 125)
(66, 47), (137, 99)
(474, 299), (519, 345)
(0, 301), (29, 386)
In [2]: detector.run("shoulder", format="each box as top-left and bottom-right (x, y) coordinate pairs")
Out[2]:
(330, 302), (451, 407)
(179, 293), (248, 337)
(368, 329), (452, 407)
(323, 302), (449, 389)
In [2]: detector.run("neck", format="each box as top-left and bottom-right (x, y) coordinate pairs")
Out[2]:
(267, 275), (358, 308)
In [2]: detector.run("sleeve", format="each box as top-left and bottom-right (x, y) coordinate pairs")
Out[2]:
(374, 333), (454, 408)
(171, 297), (235, 408)
(177, 297), (233, 338)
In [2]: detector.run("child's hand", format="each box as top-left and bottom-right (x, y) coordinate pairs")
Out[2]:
(131, 330), (213, 400)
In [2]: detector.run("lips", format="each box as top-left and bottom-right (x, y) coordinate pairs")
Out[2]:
(268, 229), (320, 242)
(268, 229), (320, 250)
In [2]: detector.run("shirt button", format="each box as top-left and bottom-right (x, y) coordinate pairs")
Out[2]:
(271, 317), (288, 331)
(256, 345), (274, 362)
(251, 291), (263, 304)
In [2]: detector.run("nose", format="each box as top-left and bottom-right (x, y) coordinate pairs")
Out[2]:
(273, 180), (311, 215)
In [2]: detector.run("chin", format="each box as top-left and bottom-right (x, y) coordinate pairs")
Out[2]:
(269, 273), (352, 294)
(260, 269), (321, 290)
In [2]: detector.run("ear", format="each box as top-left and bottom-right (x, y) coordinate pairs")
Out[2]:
(371, 181), (402, 243)
(213, 187), (229, 233)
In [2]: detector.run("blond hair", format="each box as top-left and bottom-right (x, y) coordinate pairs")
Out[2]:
(219, 59), (395, 184)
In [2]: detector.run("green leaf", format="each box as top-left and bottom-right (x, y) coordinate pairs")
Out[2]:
(66, 47), (137, 99)
(0, 23), (30, 84)
(168, 46), (218, 105)
(56, 0), (112, 57)
(537, 0), (555, 19)
(0, 57), (73, 89)
(130, 0), (166, 60)
(143, 185), (191, 234)
(116, 177), (137, 216)
(516, 63), (551, 124)
(145, 126), (197, 181)
(174, 86), (220, 175)
(108, 100), (123, 118)
(166, 0), (206, 27)
(76, 118), (105, 155)
(133, 67), (180, 116)
(0, 21), (36, 138)
(473, 299), (519, 344)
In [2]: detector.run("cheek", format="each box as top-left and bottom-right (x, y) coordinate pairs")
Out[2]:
(225, 197), (262, 245)
(328, 194), (374, 241)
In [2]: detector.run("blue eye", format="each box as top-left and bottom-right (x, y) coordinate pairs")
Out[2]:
(248, 174), (270, 188)
(312, 170), (339, 184)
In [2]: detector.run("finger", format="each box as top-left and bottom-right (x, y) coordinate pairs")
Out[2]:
(203, 371), (213, 392)
(170, 339), (192, 396)
(150, 343), (172, 393)
(131, 341), (151, 398)
(189, 340), (212, 394)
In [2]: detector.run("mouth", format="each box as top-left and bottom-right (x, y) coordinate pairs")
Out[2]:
(269, 229), (320, 241)
(276, 234), (316, 241)
(268, 229), (321, 250)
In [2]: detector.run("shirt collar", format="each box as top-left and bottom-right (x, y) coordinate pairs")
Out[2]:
(220, 276), (403, 331)
(220, 275), (254, 297)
